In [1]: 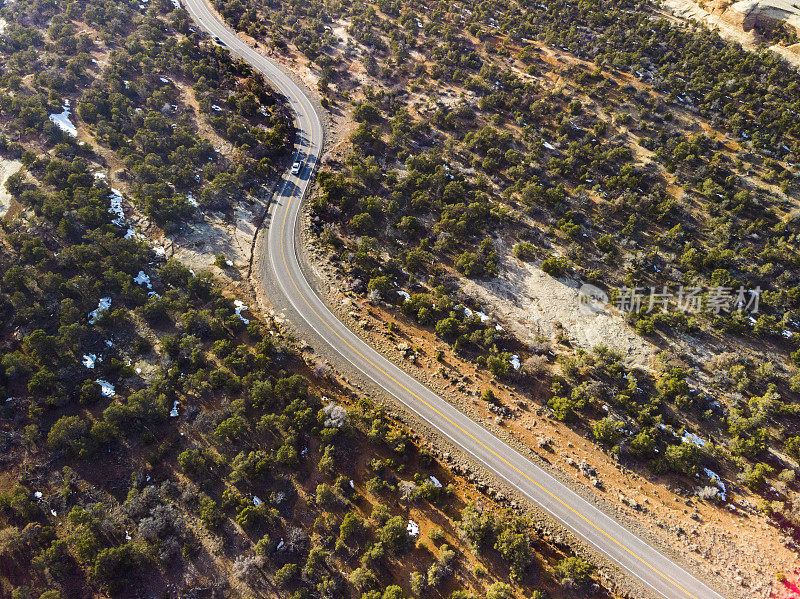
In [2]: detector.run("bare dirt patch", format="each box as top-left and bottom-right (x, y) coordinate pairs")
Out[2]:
(0, 158), (22, 218)
(460, 243), (657, 368)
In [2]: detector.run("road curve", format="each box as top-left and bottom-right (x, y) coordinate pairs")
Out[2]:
(183, 2), (726, 598)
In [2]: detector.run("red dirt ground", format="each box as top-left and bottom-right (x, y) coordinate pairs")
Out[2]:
(773, 570), (800, 599)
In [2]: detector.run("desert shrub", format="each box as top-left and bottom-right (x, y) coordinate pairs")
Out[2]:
(92, 542), (149, 591)
(199, 497), (223, 529)
(592, 417), (623, 447)
(513, 241), (536, 261)
(350, 566), (378, 591)
(554, 556), (594, 585)
(459, 503), (495, 551)
(47, 416), (89, 456)
(275, 563), (299, 587)
(541, 256), (570, 277)
(375, 516), (412, 553)
(486, 582), (514, 599)
(663, 443), (700, 476)
(495, 524), (533, 580)
(740, 463), (774, 492)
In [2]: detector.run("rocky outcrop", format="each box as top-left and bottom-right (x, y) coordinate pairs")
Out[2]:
(728, 0), (800, 34)
(662, 0), (800, 66)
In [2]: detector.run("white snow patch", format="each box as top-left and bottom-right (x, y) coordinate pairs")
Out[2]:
(397, 290), (410, 301)
(96, 379), (116, 397)
(108, 189), (125, 226)
(233, 300), (250, 324)
(133, 271), (152, 289)
(276, 539), (284, 550)
(510, 355), (521, 370)
(475, 311), (490, 322)
(88, 297), (111, 323)
(49, 100), (77, 137)
(170, 400), (179, 418)
(682, 431), (707, 448)
(253, 496), (262, 506)
(703, 468), (727, 502)
(407, 520), (419, 537)
(82, 354), (99, 369)
(429, 476), (442, 488)
(543, 141), (556, 150)
(187, 192), (198, 207)
(34, 491), (43, 499)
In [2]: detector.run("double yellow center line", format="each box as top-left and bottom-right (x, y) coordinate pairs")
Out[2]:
(276, 96), (699, 599)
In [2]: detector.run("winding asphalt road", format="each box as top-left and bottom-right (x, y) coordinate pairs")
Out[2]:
(183, 2), (727, 597)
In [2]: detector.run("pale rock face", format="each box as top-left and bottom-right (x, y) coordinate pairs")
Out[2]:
(730, 0), (800, 33)
(0, 158), (22, 217)
(663, 0), (800, 67)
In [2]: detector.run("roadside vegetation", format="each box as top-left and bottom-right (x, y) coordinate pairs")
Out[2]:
(216, 0), (800, 557)
(0, 0), (615, 597)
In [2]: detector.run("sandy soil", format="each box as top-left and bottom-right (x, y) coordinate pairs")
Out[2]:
(661, 0), (800, 67)
(0, 158), (22, 218)
(460, 242), (656, 368)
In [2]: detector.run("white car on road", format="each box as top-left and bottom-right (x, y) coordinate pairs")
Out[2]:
(291, 161), (302, 175)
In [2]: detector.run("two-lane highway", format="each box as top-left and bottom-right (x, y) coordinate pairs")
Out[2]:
(183, 1), (727, 597)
